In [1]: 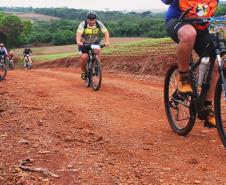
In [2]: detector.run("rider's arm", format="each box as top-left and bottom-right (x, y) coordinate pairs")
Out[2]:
(76, 21), (85, 45)
(104, 31), (110, 46)
(76, 32), (83, 46)
(161, 0), (173, 5)
(4, 48), (8, 56)
(98, 21), (110, 46)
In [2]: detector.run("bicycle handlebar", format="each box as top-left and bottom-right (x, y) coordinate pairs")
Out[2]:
(179, 7), (211, 24)
(83, 44), (106, 49)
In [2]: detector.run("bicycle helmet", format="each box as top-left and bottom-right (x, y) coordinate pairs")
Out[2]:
(87, 11), (97, 19)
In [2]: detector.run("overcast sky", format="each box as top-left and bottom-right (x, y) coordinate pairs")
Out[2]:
(0, 0), (168, 11)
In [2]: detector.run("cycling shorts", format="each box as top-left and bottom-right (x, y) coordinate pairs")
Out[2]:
(165, 18), (216, 56)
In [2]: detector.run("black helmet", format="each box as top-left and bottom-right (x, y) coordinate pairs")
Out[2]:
(87, 11), (97, 19)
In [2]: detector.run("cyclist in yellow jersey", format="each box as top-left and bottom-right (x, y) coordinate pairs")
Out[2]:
(76, 11), (110, 80)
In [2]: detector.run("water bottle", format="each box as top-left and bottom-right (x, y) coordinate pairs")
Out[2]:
(198, 57), (209, 86)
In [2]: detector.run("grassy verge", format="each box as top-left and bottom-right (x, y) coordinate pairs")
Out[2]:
(13, 37), (175, 63)
(33, 52), (77, 62)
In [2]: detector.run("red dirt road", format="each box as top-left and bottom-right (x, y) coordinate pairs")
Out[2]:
(0, 68), (226, 184)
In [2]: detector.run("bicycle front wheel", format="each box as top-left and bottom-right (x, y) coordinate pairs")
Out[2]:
(164, 64), (196, 135)
(215, 76), (226, 148)
(85, 61), (91, 87)
(91, 59), (102, 91)
(8, 60), (14, 70)
(0, 62), (7, 80)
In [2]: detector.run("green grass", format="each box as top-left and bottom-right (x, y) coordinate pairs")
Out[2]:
(33, 52), (77, 62)
(102, 37), (174, 56)
(13, 37), (175, 63)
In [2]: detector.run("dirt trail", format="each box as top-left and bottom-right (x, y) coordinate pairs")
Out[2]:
(0, 68), (226, 184)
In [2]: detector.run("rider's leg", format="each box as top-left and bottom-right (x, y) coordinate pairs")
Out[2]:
(165, 19), (196, 94)
(23, 58), (26, 67)
(206, 63), (219, 102)
(80, 53), (88, 80)
(95, 49), (101, 61)
(177, 25), (196, 93)
(29, 56), (32, 64)
(80, 53), (89, 72)
(202, 63), (219, 127)
(195, 30), (218, 127)
(177, 25), (196, 72)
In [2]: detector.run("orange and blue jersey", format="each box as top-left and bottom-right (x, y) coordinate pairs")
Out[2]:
(162, 0), (219, 22)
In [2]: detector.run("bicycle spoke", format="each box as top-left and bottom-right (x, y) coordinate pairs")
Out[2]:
(220, 90), (226, 132)
(215, 78), (226, 148)
(164, 64), (195, 135)
(91, 59), (102, 91)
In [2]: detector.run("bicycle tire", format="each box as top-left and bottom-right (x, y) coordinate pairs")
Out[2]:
(215, 76), (226, 148)
(0, 62), (7, 80)
(164, 64), (196, 135)
(9, 61), (14, 70)
(85, 60), (91, 87)
(27, 63), (32, 70)
(91, 58), (102, 91)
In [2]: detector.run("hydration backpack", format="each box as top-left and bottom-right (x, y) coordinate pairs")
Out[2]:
(83, 20), (101, 35)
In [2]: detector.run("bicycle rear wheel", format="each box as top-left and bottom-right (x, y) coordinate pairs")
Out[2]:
(91, 59), (102, 91)
(215, 76), (226, 148)
(164, 64), (196, 135)
(0, 61), (7, 80)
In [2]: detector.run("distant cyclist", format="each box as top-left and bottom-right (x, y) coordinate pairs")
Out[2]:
(7, 51), (15, 69)
(162, 0), (219, 127)
(0, 43), (8, 62)
(76, 11), (110, 80)
(7, 51), (14, 60)
(23, 47), (32, 67)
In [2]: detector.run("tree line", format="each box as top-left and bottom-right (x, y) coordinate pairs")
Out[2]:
(0, 4), (225, 48)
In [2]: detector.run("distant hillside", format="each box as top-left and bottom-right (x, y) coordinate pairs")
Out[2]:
(0, 7), (164, 21)
(12, 13), (61, 22)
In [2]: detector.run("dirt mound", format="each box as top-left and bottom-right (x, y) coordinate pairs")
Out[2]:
(34, 54), (177, 76)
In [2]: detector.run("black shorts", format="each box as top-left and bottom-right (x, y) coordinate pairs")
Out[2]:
(165, 18), (216, 57)
(79, 45), (89, 54)
(78, 42), (100, 54)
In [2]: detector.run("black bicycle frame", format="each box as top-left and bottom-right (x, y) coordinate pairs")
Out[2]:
(190, 50), (226, 113)
(88, 49), (96, 64)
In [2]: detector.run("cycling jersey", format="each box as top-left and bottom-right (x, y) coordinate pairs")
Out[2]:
(0, 47), (7, 56)
(162, 0), (219, 29)
(23, 48), (32, 55)
(77, 20), (108, 44)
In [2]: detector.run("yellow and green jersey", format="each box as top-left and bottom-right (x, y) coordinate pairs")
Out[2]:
(77, 20), (108, 44)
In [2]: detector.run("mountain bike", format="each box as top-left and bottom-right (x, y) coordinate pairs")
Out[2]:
(84, 44), (105, 91)
(7, 57), (14, 70)
(164, 8), (226, 147)
(24, 54), (32, 69)
(0, 55), (7, 80)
